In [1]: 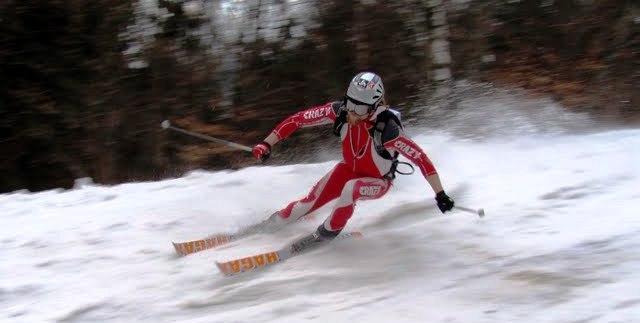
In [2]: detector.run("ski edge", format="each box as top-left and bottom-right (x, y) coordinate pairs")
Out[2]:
(215, 231), (363, 276)
(172, 234), (234, 256)
(171, 214), (319, 256)
(216, 250), (286, 276)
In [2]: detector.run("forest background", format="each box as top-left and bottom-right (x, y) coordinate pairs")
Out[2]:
(1, 0), (637, 192)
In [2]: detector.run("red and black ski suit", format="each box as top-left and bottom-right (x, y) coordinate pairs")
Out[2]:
(271, 101), (439, 232)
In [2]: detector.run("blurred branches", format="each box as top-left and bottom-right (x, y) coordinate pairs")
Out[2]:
(1, 0), (217, 191)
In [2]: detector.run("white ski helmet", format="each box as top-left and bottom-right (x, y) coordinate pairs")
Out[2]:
(346, 72), (385, 106)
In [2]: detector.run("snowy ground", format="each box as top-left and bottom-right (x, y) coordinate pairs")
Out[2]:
(2, 99), (639, 322)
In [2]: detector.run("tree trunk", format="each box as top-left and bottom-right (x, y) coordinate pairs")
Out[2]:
(427, 0), (452, 101)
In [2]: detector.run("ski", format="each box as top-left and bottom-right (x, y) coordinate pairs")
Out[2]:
(172, 234), (234, 256)
(172, 214), (317, 256)
(215, 231), (363, 276)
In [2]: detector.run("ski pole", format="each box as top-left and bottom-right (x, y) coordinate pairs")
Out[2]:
(455, 205), (485, 218)
(161, 120), (252, 152)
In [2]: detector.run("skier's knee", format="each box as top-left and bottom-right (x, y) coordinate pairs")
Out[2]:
(352, 179), (388, 201)
(279, 200), (311, 221)
(339, 179), (359, 202)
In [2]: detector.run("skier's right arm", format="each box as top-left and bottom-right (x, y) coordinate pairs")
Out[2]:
(253, 102), (339, 161)
(381, 119), (455, 213)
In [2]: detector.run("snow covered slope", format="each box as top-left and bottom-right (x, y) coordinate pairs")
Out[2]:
(2, 103), (639, 322)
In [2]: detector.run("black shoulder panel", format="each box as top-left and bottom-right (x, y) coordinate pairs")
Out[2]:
(381, 118), (402, 144)
(370, 109), (404, 160)
(373, 109), (402, 142)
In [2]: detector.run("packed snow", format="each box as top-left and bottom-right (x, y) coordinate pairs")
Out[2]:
(2, 97), (639, 323)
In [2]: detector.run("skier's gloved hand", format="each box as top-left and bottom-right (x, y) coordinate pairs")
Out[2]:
(435, 190), (455, 214)
(252, 141), (271, 162)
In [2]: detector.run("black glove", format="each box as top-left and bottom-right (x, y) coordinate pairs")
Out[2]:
(435, 191), (455, 214)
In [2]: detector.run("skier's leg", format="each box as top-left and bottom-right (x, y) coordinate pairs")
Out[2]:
(318, 177), (392, 236)
(290, 178), (391, 252)
(278, 162), (357, 222)
(247, 162), (357, 234)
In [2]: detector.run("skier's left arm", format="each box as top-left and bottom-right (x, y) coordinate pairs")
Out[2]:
(252, 102), (338, 161)
(260, 102), (338, 148)
(382, 122), (455, 213)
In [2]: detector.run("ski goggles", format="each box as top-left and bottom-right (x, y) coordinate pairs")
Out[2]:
(345, 97), (374, 116)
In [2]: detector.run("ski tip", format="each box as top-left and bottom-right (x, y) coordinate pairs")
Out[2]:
(216, 250), (283, 276)
(215, 262), (232, 276)
(478, 209), (485, 217)
(172, 242), (187, 257)
(171, 235), (233, 257)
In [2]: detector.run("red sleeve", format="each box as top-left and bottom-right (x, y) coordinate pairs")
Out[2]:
(383, 135), (437, 177)
(271, 102), (338, 140)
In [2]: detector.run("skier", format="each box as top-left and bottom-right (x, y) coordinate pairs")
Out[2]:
(250, 72), (455, 252)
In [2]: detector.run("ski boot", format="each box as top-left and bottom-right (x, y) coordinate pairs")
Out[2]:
(290, 224), (341, 254)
